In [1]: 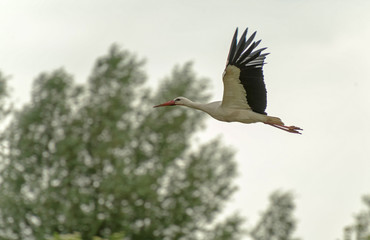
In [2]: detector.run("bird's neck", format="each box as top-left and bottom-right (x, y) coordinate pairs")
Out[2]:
(185, 101), (209, 113)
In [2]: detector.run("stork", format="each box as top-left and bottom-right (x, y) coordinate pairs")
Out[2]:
(154, 28), (302, 134)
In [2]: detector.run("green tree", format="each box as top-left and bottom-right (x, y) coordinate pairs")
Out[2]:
(0, 72), (11, 120)
(0, 71), (12, 221)
(343, 194), (370, 240)
(250, 190), (300, 240)
(0, 46), (242, 240)
(49, 232), (124, 240)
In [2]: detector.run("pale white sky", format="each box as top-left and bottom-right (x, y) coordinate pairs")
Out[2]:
(1, 1), (370, 239)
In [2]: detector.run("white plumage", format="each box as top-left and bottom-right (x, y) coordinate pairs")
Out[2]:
(154, 27), (302, 134)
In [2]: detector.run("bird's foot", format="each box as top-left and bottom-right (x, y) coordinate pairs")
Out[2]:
(265, 123), (303, 134)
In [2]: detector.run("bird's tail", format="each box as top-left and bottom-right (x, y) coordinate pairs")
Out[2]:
(265, 116), (284, 125)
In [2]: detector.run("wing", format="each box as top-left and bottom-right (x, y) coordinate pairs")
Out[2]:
(222, 27), (269, 115)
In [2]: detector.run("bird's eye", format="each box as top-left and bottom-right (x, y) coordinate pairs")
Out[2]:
(175, 98), (180, 102)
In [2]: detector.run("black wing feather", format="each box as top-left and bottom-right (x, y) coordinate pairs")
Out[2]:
(226, 28), (238, 66)
(235, 42), (256, 64)
(226, 28), (268, 114)
(231, 28), (248, 63)
(244, 31), (257, 50)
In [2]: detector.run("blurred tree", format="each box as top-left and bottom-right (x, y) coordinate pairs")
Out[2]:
(343, 194), (370, 240)
(0, 70), (12, 205)
(250, 190), (300, 240)
(0, 46), (242, 240)
(50, 233), (102, 240)
(0, 72), (11, 120)
(49, 232), (124, 240)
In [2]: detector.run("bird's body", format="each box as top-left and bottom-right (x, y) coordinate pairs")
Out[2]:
(154, 27), (302, 134)
(171, 97), (280, 124)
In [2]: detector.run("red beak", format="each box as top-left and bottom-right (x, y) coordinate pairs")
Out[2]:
(153, 100), (176, 108)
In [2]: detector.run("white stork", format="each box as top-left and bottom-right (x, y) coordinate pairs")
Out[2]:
(154, 28), (302, 134)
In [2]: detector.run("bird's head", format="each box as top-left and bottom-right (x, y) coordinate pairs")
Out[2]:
(153, 97), (190, 108)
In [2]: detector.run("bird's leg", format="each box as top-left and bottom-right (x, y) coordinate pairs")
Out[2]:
(265, 123), (303, 134)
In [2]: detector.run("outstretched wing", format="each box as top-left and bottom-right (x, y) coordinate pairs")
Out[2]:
(222, 27), (269, 115)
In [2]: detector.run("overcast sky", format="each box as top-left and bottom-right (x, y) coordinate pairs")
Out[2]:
(1, 1), (370, 239)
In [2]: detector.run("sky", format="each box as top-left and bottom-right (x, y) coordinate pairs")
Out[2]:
(1, 0), (370, 239)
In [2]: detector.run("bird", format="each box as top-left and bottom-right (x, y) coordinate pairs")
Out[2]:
(154, 27), (302, 134)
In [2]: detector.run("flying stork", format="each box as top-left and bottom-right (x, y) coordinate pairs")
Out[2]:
(154, 28), (302, 134)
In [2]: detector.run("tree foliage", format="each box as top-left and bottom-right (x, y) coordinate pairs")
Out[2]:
(0, 46), (242, 240)
(250, 191), (300, 240)
(0, 72), (11, 120)
(343, 194), (370, 240)
(49, 232), (124, 240)
(0, 72), (12, 148)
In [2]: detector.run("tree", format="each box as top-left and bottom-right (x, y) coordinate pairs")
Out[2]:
(0, 71), (11, 150)
(250, 190), (300, 240)
(0, 71), (11, 120)
(49, 232), (124, 240)
(343, 194), (370, 240)
(0, 46), (243, 240)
